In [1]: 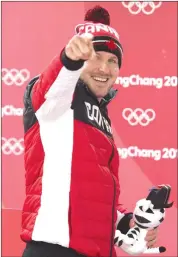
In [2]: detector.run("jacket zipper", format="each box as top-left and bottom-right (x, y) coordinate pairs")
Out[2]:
(69, 196), (72, 238)
(108, 139), (116, 257)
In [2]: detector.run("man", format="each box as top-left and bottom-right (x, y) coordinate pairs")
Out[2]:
(21, 6), (157, 257)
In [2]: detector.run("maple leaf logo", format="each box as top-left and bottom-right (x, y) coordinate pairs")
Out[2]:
(105, 40), (117, 50)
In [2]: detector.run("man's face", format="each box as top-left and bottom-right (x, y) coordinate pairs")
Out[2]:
(80, 51), (119, 100)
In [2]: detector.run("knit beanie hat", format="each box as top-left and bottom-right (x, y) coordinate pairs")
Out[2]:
(75, 6), (123, 68)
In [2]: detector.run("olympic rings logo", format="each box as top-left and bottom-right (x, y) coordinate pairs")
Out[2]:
(122, 108), (156, 126)
(1, 137), (24, 155)
(122, 1), (162, 15)
(2, 68), (30, 86)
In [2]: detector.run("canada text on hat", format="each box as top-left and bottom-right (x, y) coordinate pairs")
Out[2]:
(75, 23), (120, 41)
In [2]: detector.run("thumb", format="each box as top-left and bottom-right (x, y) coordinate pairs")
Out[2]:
(129, 218), (135, 228)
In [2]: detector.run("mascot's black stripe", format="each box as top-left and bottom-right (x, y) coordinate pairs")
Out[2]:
(135, 222), (149, 229)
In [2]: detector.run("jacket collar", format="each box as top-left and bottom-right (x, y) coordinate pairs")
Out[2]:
(77, 79), (118, 107)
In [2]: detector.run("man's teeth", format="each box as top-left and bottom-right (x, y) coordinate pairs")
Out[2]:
(93, 77), (108, 82)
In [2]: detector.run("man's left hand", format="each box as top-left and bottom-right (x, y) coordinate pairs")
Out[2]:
(129, 218), (158, 248)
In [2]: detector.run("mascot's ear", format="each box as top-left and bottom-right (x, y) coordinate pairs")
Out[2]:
(136, 199), (146, 207)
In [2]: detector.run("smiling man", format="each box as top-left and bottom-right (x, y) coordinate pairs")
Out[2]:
(21, 6), (158, 257)
(80, 50), (119, 102)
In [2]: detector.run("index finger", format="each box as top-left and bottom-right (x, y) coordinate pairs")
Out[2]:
(80, 32), (94, 42)
(80, 33), (95, 59)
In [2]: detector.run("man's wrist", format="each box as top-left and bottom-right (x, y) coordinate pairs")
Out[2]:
(116, 212), (133, 234)
(61, 49), (84, 71)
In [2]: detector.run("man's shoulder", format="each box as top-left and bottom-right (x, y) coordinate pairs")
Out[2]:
(24, 75), (40, 101)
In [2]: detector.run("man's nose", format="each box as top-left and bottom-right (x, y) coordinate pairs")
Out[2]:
(98, 62), (110, 74)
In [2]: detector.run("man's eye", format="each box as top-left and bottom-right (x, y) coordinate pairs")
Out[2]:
(109, 59), (117, 64)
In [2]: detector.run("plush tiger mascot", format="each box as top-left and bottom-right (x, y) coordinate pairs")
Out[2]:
(114, 184), (173, 255)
